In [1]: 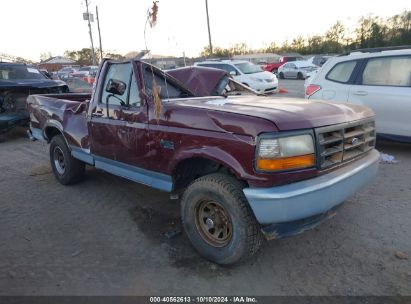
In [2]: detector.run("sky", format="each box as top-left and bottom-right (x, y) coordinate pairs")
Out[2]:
(1, 0), (410, 62)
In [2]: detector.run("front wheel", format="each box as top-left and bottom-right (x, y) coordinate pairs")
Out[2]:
(181, 173), (262, 265)
(279, 72), (285, 79)
(297, 72), (304, 80)
(50, 135), (85, 185)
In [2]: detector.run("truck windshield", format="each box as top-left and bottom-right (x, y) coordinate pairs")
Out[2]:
(0, 65), (47, 80)
(143, 65), (194, 99)
(234, 62), (263, 74)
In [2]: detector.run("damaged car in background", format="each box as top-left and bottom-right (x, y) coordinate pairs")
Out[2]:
(0, 62), (68, 134)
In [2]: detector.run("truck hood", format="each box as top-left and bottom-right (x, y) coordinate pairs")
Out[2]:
(173, 96), (374, 131)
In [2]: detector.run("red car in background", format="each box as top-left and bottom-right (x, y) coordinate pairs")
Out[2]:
(261, 54), (305, 74)
(71, 65), (98, 84)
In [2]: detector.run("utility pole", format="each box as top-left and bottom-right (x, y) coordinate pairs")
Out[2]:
(96, 6), (103, 61)
(205, 0), (213, 56)
(84, 0), (96, 65)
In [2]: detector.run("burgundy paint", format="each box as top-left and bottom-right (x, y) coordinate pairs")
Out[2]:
(27, 59), (375, 188)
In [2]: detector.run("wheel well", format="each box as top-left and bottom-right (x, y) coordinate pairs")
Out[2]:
(44, 126), (62, 142)
(172, 157), (245, 193)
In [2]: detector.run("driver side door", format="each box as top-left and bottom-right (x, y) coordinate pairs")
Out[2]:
(89, 61), (149, 167)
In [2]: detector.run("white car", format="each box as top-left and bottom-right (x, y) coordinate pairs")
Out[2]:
(305, 47), (411, 142)
(278, 61), (318, 80)
(195, 60), (278, 94)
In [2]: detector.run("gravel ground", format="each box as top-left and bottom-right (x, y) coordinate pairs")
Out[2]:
(0, 82), (410, 295)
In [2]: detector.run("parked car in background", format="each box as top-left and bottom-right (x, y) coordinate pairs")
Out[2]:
(167, 66), (259, 97)
(232, 53), (281, 65)
(195, 60), (278, 94)
(57, 67), (78, 80)
(261, 54), (305, 74)
(71, 65), (98, 84)
(278, 61), (318, 80)
(64, 77), (93, 93)
(306, 55), (333, 67)
(0, 62), (68, 133)
(305, 46), (411, 143)
(39, 69), (53, 79)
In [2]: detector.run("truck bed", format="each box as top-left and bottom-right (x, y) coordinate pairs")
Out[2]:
(27, 93), (91, 148)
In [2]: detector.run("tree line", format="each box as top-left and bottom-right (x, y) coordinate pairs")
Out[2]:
(201, 10), (411, 57)
(63, 48), (125, 65)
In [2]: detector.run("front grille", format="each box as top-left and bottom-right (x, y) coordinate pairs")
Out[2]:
(264, 87), (277, 92)
(315, 118), (376, 169)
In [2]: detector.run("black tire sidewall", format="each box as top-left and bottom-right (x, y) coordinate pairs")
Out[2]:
(49, 135), (77, 185)
(181, 176), (253, 264)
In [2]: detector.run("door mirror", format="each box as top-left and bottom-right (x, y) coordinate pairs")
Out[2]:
(105, 78), (127, 95)
(229, 71), (237, 76)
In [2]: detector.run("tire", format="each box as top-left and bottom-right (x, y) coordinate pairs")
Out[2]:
(297, 72), (304, 80)
(279, 72), (284, 79)
(49, 135), (85, 185)
(181, 173), (262, 265)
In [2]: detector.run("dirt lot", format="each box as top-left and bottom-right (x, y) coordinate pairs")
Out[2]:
(0, 82), (410, 296)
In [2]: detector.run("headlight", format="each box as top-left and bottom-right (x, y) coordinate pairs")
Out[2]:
(257, 134), (315, 171)
(250, 77), (264, 83)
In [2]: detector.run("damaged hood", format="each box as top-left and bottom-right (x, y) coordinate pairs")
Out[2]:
(0, 79), (67, 89)
(173, 96), (374, 131)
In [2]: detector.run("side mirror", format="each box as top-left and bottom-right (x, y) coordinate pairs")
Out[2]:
(105, 78), (126, 95)
(229, 71), (237, 76)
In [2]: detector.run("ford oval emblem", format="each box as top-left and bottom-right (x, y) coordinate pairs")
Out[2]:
(351, 137), (359, 145)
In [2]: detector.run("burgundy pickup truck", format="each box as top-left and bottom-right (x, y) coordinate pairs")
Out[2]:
(27, 59), (379, 265)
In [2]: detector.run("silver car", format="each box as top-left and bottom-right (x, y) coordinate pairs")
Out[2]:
(278, 61), (318, 80)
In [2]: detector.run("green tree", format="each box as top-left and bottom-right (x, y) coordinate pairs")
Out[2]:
(40, 52), (52, 62)
(264, 42), (279, 54)
(291, 36), (306, 54)
(64, 48), (125, 65)
(229, 42), (251, 55)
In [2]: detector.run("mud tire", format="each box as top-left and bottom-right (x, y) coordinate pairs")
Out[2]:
(181, 173), (262, 265)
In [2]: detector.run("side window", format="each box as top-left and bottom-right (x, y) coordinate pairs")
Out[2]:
(101, 63), (132, 105)
(326, 61), (357, 83)
(222, 64), (238, 75)
(128, 72), (141, 107)
(362, 56), (411, 87)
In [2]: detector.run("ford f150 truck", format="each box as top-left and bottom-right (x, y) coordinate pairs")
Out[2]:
(27, 59), (379, 265)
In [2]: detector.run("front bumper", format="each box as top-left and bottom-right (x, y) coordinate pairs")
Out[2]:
(252, 81), (279, 93)
(243, 149), (379, 225)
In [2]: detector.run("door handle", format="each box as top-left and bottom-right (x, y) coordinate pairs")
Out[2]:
(91, 112), (104, 117)
(352, 91), (368, 96)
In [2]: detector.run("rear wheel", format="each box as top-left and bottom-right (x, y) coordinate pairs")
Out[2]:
(297, 72), (304, 80)
(50, 135), (85, 185)
(181, 173), (262, 265)
(279, 72), (285, 79)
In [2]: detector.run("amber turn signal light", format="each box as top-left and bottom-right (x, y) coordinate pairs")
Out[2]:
(257, 154), (315, 171)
